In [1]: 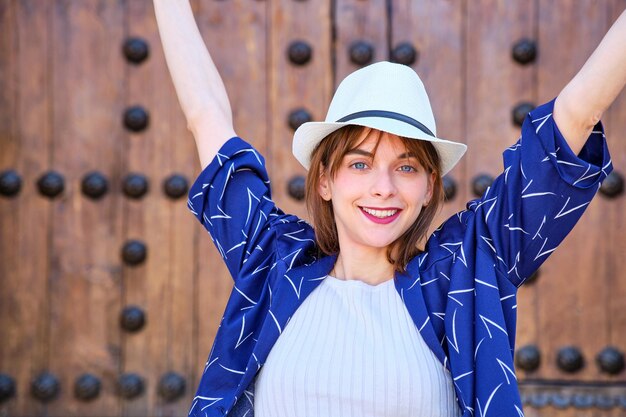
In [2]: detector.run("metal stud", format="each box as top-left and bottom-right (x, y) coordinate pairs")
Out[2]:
(287, 175), (306, 201)
(122, 174), (149, 199)
(158, 372), (186, 402)
(599, 171), (624, 198)
(596, 395), (615, 409)
(163, 174), (188, 199)
(511, 38), (537, 65)
(512, 102), (535, 127)
(287, 40), (312, 66)
(117, 373), (144, 399)
(36, 171), (64, 198)
(471, 174), (493, 197)
(0, 170), (21, 197)
(515, 344), (541, 372)
(391, 42), (417, 66)
(551, 393), (571, 409)
(596, 346), (625, 375)
(288, 108), (312, 131)
(123, 106), (150, 132)
(123, 37), (150, 64)
(349, 41), (374, 66)
(74, 373), (101, 401)
(121, 240), (147, 266)
(443, 176), (456, 201)
(529, 392), (550, 408)
(0, 373), (16, 403)
(81, 171), (108, 200)
(120, 305), (146, 332)
(556, 346), (584, 373)
(31, 372), (59, 402)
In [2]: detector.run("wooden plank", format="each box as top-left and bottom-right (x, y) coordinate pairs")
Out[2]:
(0, 1), (49, 416)
(335, 0), (388, 86)
(191, 0), (269, 401)
(47, 0), (124, 416)
(465, 0), (538, 378)
(535, 0), (613, 382)
(267, 0), (332, 220)
(605, 0), (626, 388)
(390, 0), (467, 237)
(122, 0), (178, 415)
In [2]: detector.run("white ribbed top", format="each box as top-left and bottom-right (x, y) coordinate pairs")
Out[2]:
(255, 275), (461, 417)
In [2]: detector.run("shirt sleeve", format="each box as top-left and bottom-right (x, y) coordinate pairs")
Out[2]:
(466, 97), (612, 287)
(186, 137), (287, 282)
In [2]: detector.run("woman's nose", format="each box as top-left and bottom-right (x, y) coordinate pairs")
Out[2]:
(370, 170), (397, 198)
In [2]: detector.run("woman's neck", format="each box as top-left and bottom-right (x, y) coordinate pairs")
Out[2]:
(330, 247), (395, 285)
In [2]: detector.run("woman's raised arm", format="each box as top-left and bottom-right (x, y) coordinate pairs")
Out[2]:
(554, 9), (626, 155)
(153, 0), (237, 170)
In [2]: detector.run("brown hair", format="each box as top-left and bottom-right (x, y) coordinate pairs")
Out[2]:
(305, 125), (444, 273)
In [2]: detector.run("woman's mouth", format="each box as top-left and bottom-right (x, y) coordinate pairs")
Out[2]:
(359, 207), (402, 224)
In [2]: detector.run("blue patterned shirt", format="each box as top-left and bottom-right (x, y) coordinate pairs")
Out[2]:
(186, 99), (611, 417)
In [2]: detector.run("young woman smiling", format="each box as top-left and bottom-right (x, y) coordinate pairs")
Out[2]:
(154, 1), (626, 416)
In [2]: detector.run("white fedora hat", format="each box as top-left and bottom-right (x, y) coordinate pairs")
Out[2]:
(292, 61), (467, 176)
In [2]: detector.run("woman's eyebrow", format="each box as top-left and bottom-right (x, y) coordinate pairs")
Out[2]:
(346, 149), (373, 157)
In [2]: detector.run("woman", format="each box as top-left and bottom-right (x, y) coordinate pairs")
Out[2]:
(154, 2), (626, 416)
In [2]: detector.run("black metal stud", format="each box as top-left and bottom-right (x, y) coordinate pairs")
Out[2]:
(123, 106), (150, 132)
(163, 174), (188, 199)
(120, 305), (146, 332)
(31, 372), (60, 402)
(471, 174), (493, 197)
(287, 175), (306, 201)
(0, 373), (16, 403)
(443, 176), (456, 201)
(123, 37), (150, 64)
(117, 373), (144, 399)
(515, 344), (541, 372)
(556, 346), (584, 373)
(123, 174), (149, 199)
(0, 170), (22, 197)
(287, 40), (312, 66)
(512, 102), (535, 127)
(511, 38), (537, 65)
(81, 172), (108, 200)
(525, 268), (540, 284)
(391, 42), (417, 66)
(596, 346), (625, 375)
(121, 240), (147, 266)
(288, 108), (312, 131)
(349, 41), (374, 66)
(74, 373), (101, 401)
(37, 171), (64, 198)
(158, 372), (186, 402)
(600, 171), (624, 198)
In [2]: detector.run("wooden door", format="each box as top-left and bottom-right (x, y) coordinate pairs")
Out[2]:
(1, 1), (625, 416)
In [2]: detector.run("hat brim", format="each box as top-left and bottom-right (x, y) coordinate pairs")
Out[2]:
(292, 117), (467, 176)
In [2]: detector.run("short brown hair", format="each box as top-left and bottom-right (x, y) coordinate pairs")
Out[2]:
(305, 125), (444, 272)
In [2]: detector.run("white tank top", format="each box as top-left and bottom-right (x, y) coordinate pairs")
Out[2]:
(255, 275), (461, 417)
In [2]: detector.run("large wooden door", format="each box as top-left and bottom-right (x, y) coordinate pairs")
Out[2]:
(1, 1), (625, 416)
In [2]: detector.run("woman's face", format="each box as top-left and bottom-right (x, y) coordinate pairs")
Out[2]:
(319, 129), (434, 255)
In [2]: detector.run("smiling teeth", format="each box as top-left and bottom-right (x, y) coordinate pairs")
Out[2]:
(362, 207), (398, 218)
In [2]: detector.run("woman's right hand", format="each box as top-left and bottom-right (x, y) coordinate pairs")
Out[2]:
(153, 0), (237, 170)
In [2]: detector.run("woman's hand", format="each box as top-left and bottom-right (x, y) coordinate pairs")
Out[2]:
(554, 9), (626, 155)
(153, 0), (237, 170)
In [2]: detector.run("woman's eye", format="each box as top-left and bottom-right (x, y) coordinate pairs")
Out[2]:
(399, 165), (416, 172)
(351, 162), (367, 170)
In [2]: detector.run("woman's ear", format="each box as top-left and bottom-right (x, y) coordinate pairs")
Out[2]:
(318, 168), (332, 201)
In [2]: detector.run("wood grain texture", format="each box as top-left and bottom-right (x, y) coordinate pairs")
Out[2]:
(192, 0), (269, 398)
(267, 0), (332, 220)
(0, 1), (50, 416)
(535, 0), (615, 383)
(47, 1), (125, 416)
